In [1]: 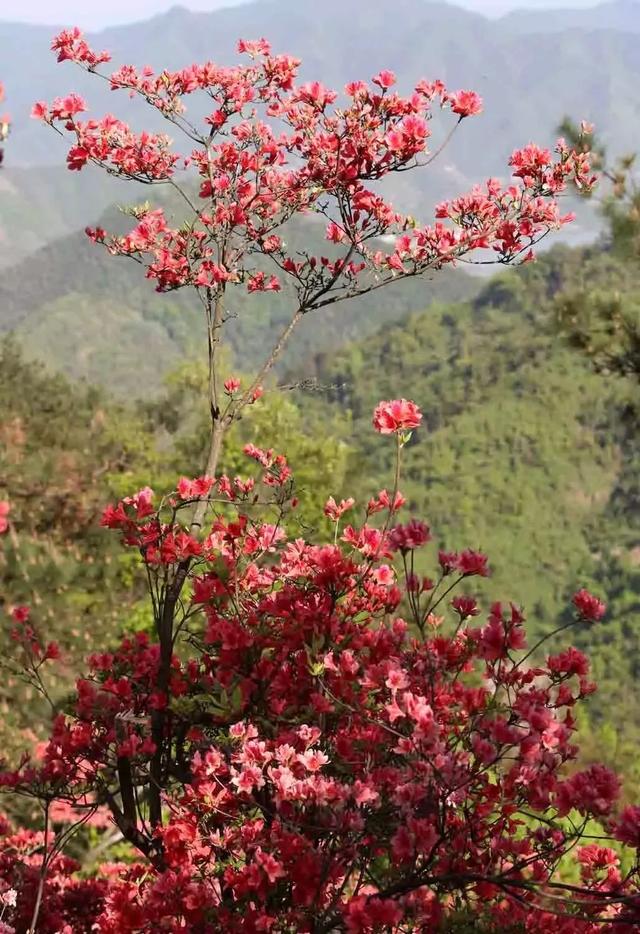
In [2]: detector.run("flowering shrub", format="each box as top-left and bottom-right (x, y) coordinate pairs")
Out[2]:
(3, 27), (637, 934)
(0, 502), (9, 535)
(0, 811), (107, 934)
(2, 408), (640, 931)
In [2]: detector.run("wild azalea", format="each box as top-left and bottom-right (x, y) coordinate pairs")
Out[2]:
(30, 27), (596, 489)
(0, 399), (633, 933)
(0, 502), (9, 534)
(573, 587), (607, 622)
(372, 399), (423, 434)
(0, 28), (628, 934)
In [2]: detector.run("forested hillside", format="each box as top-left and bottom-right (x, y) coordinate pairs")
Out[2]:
(0, 166), (125, 268)
(0, 210), (478, 394)
(311, 244), (638, 611)
(305, 241), (640, 788)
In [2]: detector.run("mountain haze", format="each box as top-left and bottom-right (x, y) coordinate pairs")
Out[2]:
(1, 0), (636, 270)
(2, 0), (639, 171)
(502, 0), (640, 32)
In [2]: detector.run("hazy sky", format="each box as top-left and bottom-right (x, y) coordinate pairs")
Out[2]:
(0, 0), (608, 29)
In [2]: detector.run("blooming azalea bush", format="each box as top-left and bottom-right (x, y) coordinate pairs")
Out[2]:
(2, 410), (640, 931)
(3, 26), (639, 934)
(0, 810), (107, 934)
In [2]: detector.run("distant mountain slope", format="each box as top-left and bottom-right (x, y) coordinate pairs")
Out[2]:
(0, 0), (627, 278)
(0, 165), (128, 268)
(501, 0), (640, 34)
(2, 0), (639, 175)
(0, 207), (478, 395)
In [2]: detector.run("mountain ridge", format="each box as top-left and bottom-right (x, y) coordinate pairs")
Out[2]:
(501, 0), (640, 33)
(1, 0), (639, 168)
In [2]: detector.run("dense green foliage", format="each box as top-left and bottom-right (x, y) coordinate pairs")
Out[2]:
(307, 247), (630, 618)
(553, 123), (640, 383)
(0, 340), (155, 755)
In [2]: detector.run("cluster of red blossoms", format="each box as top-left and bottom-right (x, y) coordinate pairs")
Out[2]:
(0, 81), (9, 166)
(31, 29), (595, 308)
(1, 400), (639, 932)
(372, 399), (422, 435)
(0, 812), (107, 934)
(0, 502), (9, 535)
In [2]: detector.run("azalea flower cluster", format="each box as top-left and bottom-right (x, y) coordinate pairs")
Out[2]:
(0, 812), (107, 934)
(33, 31), (595, 307)
(1, 403), (639, 932)
(0, 81), (9, 166)
(0, 502), (9, 534)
